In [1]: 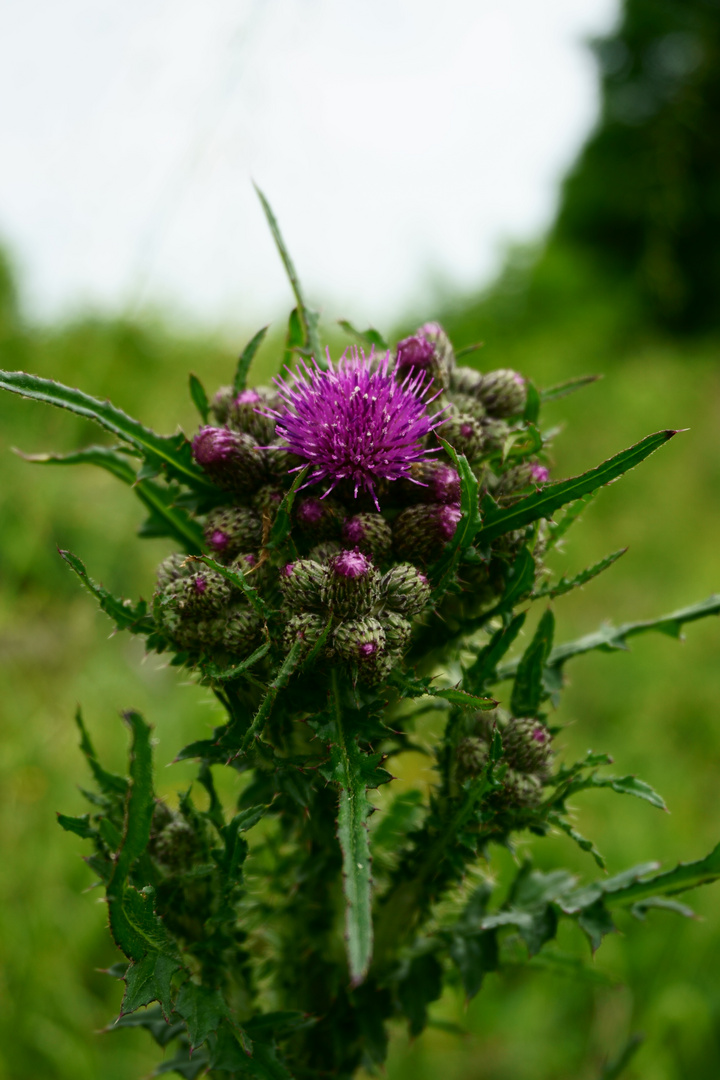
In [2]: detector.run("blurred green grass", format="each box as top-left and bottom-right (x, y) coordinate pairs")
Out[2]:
(1, 289), (719, 1079)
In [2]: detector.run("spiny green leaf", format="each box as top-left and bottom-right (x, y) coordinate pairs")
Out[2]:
(476, 430), (677, 546)
(60, 550), (155, 634)
(23, 447), (205, 552)
(510, 608), (555, 716)
(523, 380), (540, 425)
(114, 710), (155, 880)
(454, 342), (484, 359)
(174, 982), (228, 1050)
(201, 641), (272, 683)
(600, 1034), (644, 1080)
(56, 812), (95, 839)
(74, 707), (129, 797)
(0, 369), (215, 490)
(153, 1045), (211, 1077)
(600, 842), (720, 909)
(122, 951), (180, 1015)
(540, 373), (602, 404)
(429, 441), (481, 600)
(234, 325), (270, 393)
(497, 594), (720, 682)
(547, 812), (605, 869)
(448, 930), (498, 999)
(190, 554), (274, 619)
(109, 1005), (184, 1047)
(532, 548), (627, 600)
(222, 640), (305, 756)
(337, 319), (388, 351)
(371, 791), (424, 856)
(398, 953), (443, 1036)
(388, 670), (497, 710)
(481, 546), (535, 619)
(255, 186), (323, 367)
(188, 374), (209, 422)
(631, 896), (697, 920)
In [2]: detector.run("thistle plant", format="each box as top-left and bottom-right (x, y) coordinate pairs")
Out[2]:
(2, 194), (719, 1080)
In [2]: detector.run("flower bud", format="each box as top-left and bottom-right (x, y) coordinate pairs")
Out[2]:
(218, 606), (263, 654)
(380, 611), (412, 651)
(210, 385), (234, 424)
(476, 369), (526, 418)
(156, 552), (191, 590)
(294, 496), (344, 541)
(283, 612), (325, 653)
(333, 616), (386, 664)
(395, 322), (454, 390)
(502, 718), (553, 779)
(154, 602), (202, 652)
(450, 366), (484, 396)
(252, 484), (285, 522)
(495, 462), (549, 497)
(152, 818), (201, 872)
(308, 540), (341, 563)
(227, 387), (278, 443)
(360, 647), (403, 685)
(177, 569), (233, 615)
(393, 503), (462, 562)
(480, 417), (510, 451)
(456, 736), (489, 782)
(204, 506), (263, 559)
(500, 768), (543, 808)
(321, 549), (380, 617)
(265, 443), (306, 480)
(380, 563), (431, 616)
(280, 559), (328, 613)
(440, 411), (485, 460)
(192, 427), (267, 493)
(342, 513), (392, 561)
(446, 390), (487, 423)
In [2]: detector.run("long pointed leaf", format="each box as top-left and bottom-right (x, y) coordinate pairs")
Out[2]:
(532, 548), (627, 600)
(0, 369), (214, 491)
(255, 186), (323, 367)
(234, 326), (269, 393)
(540, 374), (602, 404)
(60, 550), (155, 635)
(510, 609), (555, 715)
(429, 440), (481, 600)
(475, 431), (677, 547)
(190, 554), (274, 619)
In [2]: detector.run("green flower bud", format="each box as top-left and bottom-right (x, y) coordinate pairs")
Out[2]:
(500, 768), (543, 808)
(455, 736), (489, 782)
(192, 427), (267, 494)
(450, 366), (484, 396)
(156, 552), (191, 590)
(381, 612), (412, 651)
(393, 503), (462, 562)
(480, 417), (511, 451)
(283, 612), (326, 653)
(210, 385), (234, 424)
(252, 483), (285, 524)
(155, 603), (202, 652)
(502, 718), (553, 779)
(227, 386), (278, 443)
(219, 606), (263, 654)
(441, 411), (485, 460)
(204, 506), (263, 560)
(380, 563), (431, 617)
(342, 512), (392, 561)
(446, 390), (487, 423)
(280, 559), (328, 613)
(476, 369), (526, 418)
(396, 460), (462, 506)
(333, 616), (386, 665)
(321, 550), (380, 617)
(176, 569), (233, 615)
(152, 818), (202, 872)
(360, 647), (403, 685)
(294, 496), (344, 541)
(395, 322), (454, 390)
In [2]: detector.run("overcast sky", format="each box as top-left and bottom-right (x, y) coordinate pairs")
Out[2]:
(0, 0), (618, 331)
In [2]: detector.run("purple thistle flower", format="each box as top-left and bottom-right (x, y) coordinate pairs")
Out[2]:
(331, 548), (373, 580)
(267, 348), (446, 508)
(530, 464), (549, 483)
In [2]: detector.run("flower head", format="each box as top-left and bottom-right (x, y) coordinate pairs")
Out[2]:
(268, 348), (445, 507)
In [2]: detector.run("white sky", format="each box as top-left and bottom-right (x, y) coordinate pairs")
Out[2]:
(0, 0), (618, 331)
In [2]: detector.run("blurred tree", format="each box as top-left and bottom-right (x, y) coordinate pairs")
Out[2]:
(554, 0), (720, 332)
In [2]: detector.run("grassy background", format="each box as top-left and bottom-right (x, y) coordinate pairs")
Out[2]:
(0, 280), (719, 1079)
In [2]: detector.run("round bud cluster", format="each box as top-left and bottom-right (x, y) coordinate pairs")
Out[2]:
(321, 549), (381, 617)
(453, 714), (553, 809)
(280, 559), (328, 613)
(379, 563), (431, 616)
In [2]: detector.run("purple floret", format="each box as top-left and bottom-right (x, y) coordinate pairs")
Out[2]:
(332, 549), (373, 579)
(267, 348), (446, 507)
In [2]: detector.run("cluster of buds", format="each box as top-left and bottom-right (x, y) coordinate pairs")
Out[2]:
(149, 319), (551, 681)
(456, 713), (554, 809)
(280, 548), (430, 682)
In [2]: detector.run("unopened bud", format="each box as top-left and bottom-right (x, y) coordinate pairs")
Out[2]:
(395, 322), (454, 389)
(480, 417), (510, 451)
(252, 484), (285, 521)
(446, 390), (487, 423)
(280, 559), (328, 613)
(502, 718), (553, 779)
(450, 366), (484, 396)
(177, 569), (233, 615)
(393, 503), (462, 562)
(153, 818), (201, 871)
(218, 606), (263, 655)
(411, 460), (462, 505)
(380, 612), (412, 651)
(192, 427), (266, 493)
(204, 506), (263, 559)
(294, 496), (344, 541)
(456, 736), (489, 782)
(156, 552), (191, 590)
(380, 563), (431, 616)
(360, 647), (403, 685)
(210, 385), (234, 425)
(440, 411), (485, 460)
(333, 616), (386, 664)
(321, 549), (380, 617)
(500, 768), (543, 808)
(342, 513), (392, 561)
(308, 540), (341, 563)
(496, 462), (549, 496)
(283, 612), (325, 653)
(227, 387), (278, 443)
(476, 369), (526, 418)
